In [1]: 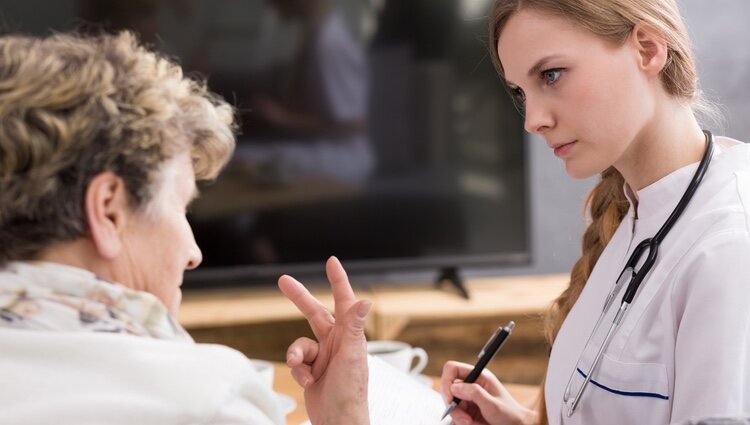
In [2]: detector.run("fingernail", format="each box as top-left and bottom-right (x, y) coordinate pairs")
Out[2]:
(286, 352), (295, 363)
(356, 300), (372, 319)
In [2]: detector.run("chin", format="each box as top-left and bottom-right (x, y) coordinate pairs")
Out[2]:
(564, 161), (601, 180)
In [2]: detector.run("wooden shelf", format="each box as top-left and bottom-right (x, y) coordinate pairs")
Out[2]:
(179, 285), (335, 329)
(179, 273), (568, 340)
(366, 273), (567, 339)
(181, 274), (568, 385)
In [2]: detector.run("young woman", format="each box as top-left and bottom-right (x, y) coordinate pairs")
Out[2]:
(437, 0), (750, 424)
(283, 0), (750, 424)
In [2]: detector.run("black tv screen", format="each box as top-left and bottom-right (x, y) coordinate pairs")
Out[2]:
(1, 0), (529, 285)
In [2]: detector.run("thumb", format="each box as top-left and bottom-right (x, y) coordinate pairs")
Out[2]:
(343, 300), (372, 340)
(451, 382), (501, 418)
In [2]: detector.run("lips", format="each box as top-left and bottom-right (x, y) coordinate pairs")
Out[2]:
(552, 140), (577, 158)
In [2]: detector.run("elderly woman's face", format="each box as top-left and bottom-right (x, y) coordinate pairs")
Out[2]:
(120, 151), (202, 314)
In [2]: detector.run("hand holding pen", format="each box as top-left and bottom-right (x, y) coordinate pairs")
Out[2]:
(439, 322), (538, 425)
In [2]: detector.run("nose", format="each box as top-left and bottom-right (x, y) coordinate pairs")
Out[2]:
(523, 96), (555, 134)
(186, 233), (203, 271)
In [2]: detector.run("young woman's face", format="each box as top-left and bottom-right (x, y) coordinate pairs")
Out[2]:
(498, 9), (655, 178)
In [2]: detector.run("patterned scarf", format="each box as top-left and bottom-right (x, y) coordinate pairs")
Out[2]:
(0, 261), (192, 342)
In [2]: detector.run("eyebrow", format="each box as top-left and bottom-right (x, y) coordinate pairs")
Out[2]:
(506, 54), (563, 87)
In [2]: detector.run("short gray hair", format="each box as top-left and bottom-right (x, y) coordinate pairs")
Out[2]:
(0, 31), (236, 265)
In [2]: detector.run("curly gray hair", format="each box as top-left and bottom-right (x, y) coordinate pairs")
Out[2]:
(0, 31), (236, 265)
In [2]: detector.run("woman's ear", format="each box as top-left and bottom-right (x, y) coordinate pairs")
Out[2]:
(631, 23), (669, 78)
(84, 172), (130, 260)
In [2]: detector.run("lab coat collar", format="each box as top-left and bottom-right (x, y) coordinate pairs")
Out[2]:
(621, 137), (741, 226)
(625, 162), (701, 225)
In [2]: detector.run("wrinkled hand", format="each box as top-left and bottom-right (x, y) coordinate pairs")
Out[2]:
(440, 361), (538, 425)
(278, 257), (371, 425)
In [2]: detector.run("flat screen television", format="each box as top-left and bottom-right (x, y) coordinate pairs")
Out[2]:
(1, 0), (529, 287)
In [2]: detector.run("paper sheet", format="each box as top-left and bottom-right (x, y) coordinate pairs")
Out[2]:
(300, 355), (451, 425)
(366, 355), (452, 425)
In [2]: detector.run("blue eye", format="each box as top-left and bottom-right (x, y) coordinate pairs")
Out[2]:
(542, 69), (562, 85)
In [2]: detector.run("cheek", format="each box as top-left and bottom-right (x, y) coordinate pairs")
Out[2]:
(555, 79), (622, 177)
(149, 217), (189, 279)
(596, 55), (653, 128)
(165, 218), (191, 267)
(177, 217), (198, 255)
(154, 220), (189, 311)
(570, 63), (647, 150)
(569, 68), (628, 125)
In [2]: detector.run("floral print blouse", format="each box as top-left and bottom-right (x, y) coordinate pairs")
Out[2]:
(0, 261), (191, 342)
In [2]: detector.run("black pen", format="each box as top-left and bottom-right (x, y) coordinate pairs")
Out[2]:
(441, 321), (515, 421)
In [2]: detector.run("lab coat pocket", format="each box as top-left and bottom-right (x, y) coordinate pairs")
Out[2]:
(566, 350), (670, 424)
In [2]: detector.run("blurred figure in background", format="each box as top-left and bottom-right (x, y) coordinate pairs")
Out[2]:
(234, 0), (375, 184)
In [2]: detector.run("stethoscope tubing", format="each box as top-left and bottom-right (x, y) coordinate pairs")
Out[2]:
(562, 130), (715, 416)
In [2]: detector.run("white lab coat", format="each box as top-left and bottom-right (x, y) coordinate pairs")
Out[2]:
(545, 137), (750, 425)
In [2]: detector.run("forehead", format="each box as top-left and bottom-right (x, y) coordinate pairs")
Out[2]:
(497, 9), (609, 83)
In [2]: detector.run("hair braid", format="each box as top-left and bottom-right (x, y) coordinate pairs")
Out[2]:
(536, 168), (629, 424)
(544, 167), (629, 344)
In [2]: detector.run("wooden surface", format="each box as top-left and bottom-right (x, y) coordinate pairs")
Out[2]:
(182, 274), (567, 390)
(272, 362), (540, 425)
(179, 285), (338, 329)
(366, 274), (568, 339)
(179, 273), (569, 341)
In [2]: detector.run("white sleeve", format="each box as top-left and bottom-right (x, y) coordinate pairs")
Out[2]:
(209, 395), (282, 425)
(206, 360), (286, 425)
(670, 230), (750, 424)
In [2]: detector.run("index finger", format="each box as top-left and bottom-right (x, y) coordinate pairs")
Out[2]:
(440, 361), (505, 401)
(440, 361), (473, 402)
(278, 274), (334, 340)
(326, 256), (356, 318)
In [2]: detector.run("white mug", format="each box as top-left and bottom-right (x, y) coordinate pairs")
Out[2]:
(367, 340), (428, 375)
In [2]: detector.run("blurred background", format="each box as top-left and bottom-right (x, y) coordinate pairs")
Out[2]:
(1, 0), (748, 384)
(1, 0), (531, 287)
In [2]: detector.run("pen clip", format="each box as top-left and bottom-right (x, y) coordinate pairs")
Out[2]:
(478, 327), (502, 359)
(478, 321), (514, 359)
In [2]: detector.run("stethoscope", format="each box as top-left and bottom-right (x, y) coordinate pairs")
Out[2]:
(562, 130), (715, 416)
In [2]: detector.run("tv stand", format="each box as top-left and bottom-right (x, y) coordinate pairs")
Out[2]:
(435, 266), (470, 299)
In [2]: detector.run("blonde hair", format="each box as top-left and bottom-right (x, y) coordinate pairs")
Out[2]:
(0, 31), (236, 265)
(487, 1), (702, 422)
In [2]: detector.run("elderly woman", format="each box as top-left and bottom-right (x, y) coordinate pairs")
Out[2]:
(0, 32), (371, 425)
